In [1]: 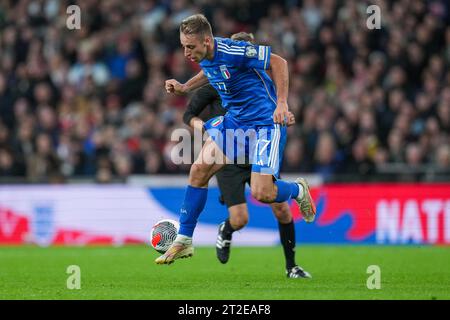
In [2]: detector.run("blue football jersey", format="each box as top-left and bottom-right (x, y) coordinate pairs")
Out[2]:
(199, 37), (277, 125)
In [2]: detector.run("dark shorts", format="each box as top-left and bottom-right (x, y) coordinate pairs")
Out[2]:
(215, 164), (252, 208)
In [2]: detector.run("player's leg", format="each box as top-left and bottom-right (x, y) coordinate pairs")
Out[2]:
(228, 204), (249, 230)
(215, 165), (250, 263)
(251, 124), (316, 222)
(216, 203), (248, 263)
(155, 137), (226, 264)
(252, 174), (315, 222)
(270, 202), (312, 278)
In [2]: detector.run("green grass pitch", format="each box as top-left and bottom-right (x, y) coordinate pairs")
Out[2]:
(0, 245), (449, 300)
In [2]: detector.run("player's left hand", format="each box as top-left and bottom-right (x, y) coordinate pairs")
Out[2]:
(273, 102), (290, 126)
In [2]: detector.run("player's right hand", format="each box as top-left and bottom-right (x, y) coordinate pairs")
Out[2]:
(165, 79), (186, 95)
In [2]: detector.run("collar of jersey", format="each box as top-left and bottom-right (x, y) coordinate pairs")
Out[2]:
(200, 38), (218, 67)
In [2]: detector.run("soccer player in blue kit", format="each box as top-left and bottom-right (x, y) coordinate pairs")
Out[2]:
(156, 14), (316, 265)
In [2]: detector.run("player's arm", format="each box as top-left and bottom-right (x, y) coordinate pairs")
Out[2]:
(183, 85), (217, 131)
(263, 68), (295, 126)
(230, 39), (290, 125)
(268, 53), (290, 125)
(165, 70), (209, 95)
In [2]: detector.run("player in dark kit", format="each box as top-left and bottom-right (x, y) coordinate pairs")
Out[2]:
(182, 32), (311, 279)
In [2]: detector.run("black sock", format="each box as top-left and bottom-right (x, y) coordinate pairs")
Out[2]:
(222, 218), (235, 239)
(278, 220), (296, 270)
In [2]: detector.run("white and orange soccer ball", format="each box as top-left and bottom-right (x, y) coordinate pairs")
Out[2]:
(150, 219), (179, 254)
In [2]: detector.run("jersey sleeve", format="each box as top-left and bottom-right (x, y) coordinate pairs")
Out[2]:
(242, 44), (271, 70)
(216, 39), (271, 70)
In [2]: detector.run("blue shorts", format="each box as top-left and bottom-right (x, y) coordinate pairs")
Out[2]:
(204, 115), (287, 178)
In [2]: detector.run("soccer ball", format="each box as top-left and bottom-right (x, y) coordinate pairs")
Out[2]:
(150, 219), (179, 254)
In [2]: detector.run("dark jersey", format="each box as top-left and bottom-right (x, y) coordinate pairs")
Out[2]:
(182, 84), (226, 126)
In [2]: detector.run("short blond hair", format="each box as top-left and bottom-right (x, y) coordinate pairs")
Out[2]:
(180, 14), (213, 38)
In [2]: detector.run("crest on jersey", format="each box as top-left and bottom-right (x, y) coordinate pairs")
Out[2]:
(211, 116), (224, 127)
(220, 65), (231, 79)
(245, 45), (257, 58)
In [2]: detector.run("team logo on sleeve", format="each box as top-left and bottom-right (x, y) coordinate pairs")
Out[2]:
(245, 45), (257, 58)
(220, 65), (231, 79)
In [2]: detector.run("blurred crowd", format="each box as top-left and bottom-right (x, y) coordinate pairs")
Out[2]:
(0, 0), (449, 183)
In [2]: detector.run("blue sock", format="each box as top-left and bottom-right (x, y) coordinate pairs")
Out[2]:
(178, 185), (208, 237)
(274, 180), (300, 203)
